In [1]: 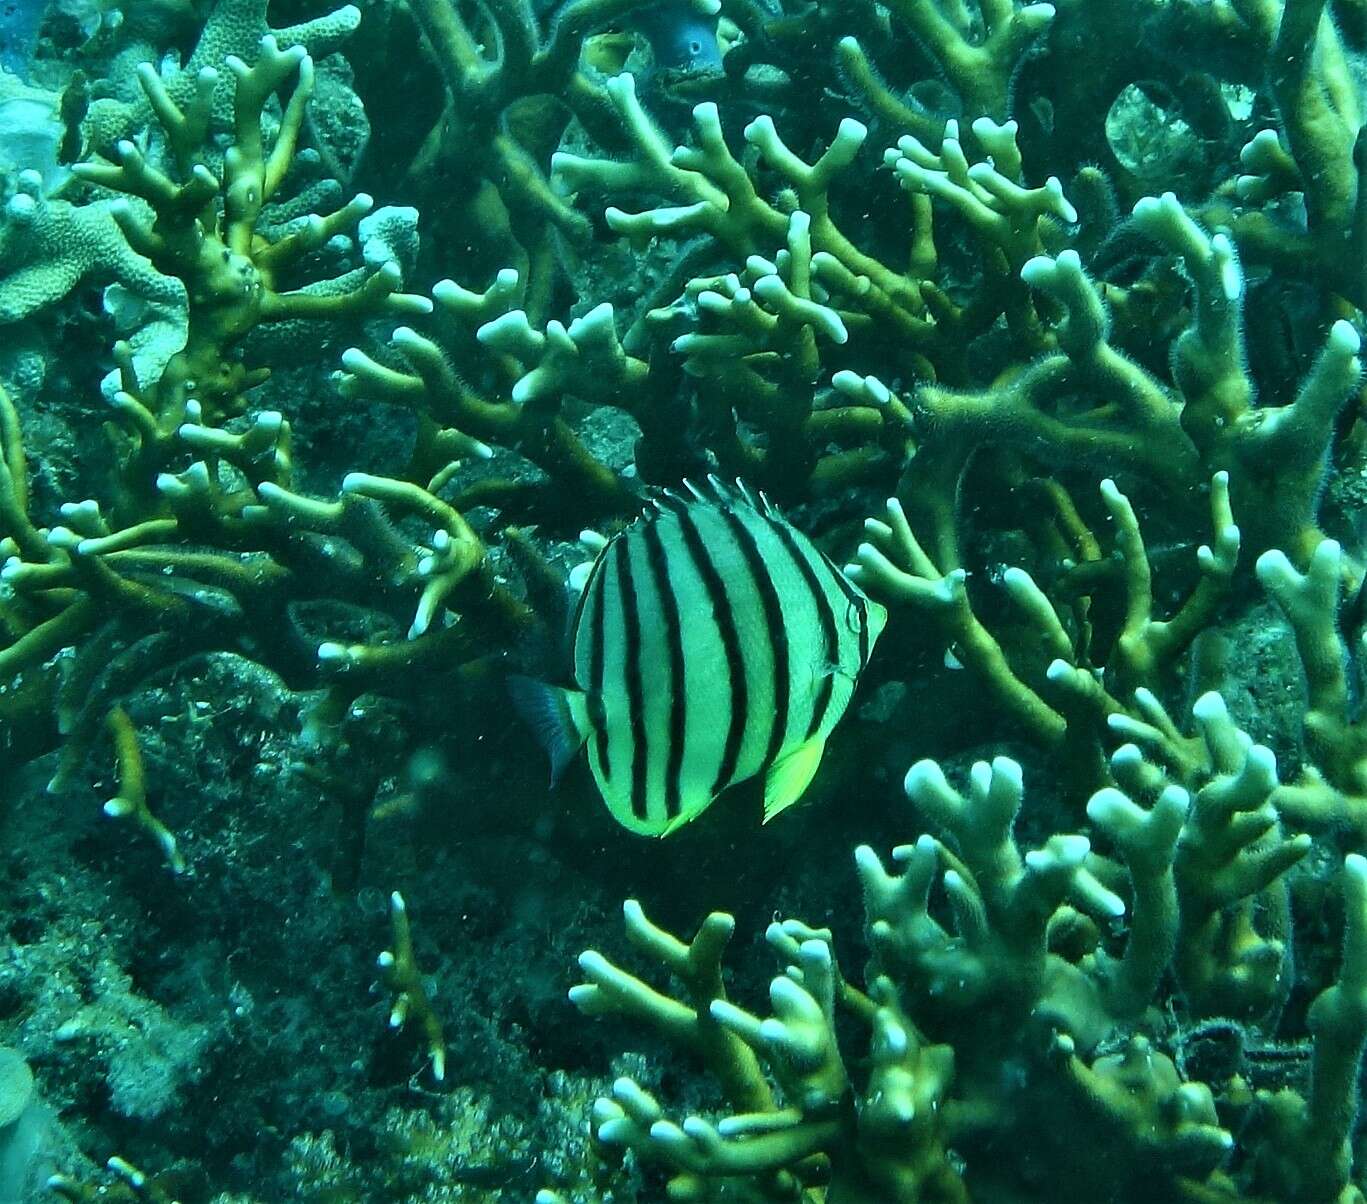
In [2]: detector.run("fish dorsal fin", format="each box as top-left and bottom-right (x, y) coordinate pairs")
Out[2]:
(642, 487), (691, 522)
(683, 476), (710, 503)
(681, 475), (763, 512)
(762, 735), (828, 823)
(507, 676), (588, 787)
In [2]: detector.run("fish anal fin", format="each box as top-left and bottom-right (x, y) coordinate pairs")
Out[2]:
(507, 675), (588, 787)
(762, 736), (827, 823)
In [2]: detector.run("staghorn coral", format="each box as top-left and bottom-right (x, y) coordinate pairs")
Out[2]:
(1193, 0), (1367, 309)
(395, 0), (722, 304)
(541, 73), (1364, 581)
(70, 35), (424, 499)
(546, 706), (1367, 1202)
(715, 0), (1054, 143)
(534, 32), (1367, 582)
(79, 0), (363, 156)
(10, 0), (1367, 1198)
(903, 195), (1362, 574)
(1257, 537), (1367, 843)
(544, 89), (1086, 499)
(377, 889), (447, 1084)
(0, 37), (534, 806)
(333, 263), (640, 525)
(0, 366), (530, 795)
(849, 471), (1241, 774)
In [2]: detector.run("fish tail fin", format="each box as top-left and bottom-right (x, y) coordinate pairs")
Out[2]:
(762, 735), (827, 823)
(508, 676), (587, 787)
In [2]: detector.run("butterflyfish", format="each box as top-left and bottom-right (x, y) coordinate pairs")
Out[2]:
(512, 479), (886, 836)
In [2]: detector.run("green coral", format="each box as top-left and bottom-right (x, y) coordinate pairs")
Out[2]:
(81, 0), (362, 154)
(0, 171), (181, 324)
(10, 0), (1367, 1197)
(549, 707), (1367, 1201)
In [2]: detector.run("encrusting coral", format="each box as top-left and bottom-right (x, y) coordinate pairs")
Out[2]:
(0, 171), (184, 325)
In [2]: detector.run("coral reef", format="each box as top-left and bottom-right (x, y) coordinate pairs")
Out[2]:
(5, 0), (1367, 1198)
(557, 712), (1361, 1201)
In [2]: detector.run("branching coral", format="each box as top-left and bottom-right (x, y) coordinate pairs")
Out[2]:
(537, 53), (1362, 580)
(80, 0), (363, 155)
(0, 33), (545, 787)
(906, 193), (1361, 572)
(547, 89), (1088, 498)
(49, 1155), (182, 1202)
(552, 78), (946, 341)
(334, 90), (968, 520)
(719, 0), (1053, 141)
(398, 0), (720, 301)
(378, 890), (447, 1083)
(335, 265), (639, 524)
(10, 0), (1367, 1195)
(102, 703), (185, 873)
(849, 471), (1240, 772)
(0, 41), (534, 801)
(71, 36), (425, 505)
(549, 703), (1367, 1202)
(1, 371), (529, 794)
(567, 899), (963, 1201)
(1195, 0), (1367, 309)
(1258, 537), (1367, 843)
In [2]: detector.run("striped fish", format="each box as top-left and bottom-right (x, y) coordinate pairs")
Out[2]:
(512, 479), (886, 836)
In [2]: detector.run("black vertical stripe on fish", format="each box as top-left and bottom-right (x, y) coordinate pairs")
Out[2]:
(854, 589), (870, 669)
(585, 545), (610, 778)
(615, 536), (649, 820)
(822, 545), (871, 668)
(719, 505), (790, 770)
(569, 550), (609, 665)
(659, 493), (746, 795)
(642, 516), (686, 820)
(768, 517), (838, 739)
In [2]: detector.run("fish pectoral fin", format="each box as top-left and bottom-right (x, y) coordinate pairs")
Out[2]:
(507, 675), (588, 787)
(762, 736), (827, 823)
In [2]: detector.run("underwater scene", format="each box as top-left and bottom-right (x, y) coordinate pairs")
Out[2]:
(8, 0), (1367, 1199)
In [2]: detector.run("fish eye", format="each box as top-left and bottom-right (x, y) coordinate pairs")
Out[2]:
(689, 39), (702, 54)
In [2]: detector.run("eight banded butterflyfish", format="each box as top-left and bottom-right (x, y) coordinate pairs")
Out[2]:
(511, 479), (886, 836)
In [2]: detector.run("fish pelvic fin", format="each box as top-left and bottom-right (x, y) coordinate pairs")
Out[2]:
(659, 811), (696, 838)
(507, 675), (588, 787)
(762, 735), (828, 823)
(655, 793), (716, 838)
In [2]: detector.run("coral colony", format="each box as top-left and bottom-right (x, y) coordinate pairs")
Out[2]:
(5, 0), (1367, 1200)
